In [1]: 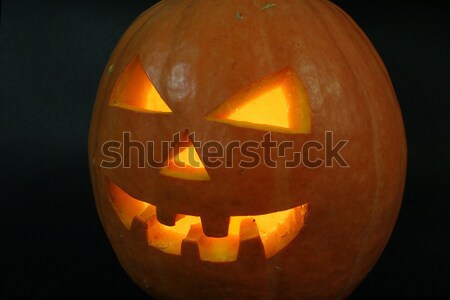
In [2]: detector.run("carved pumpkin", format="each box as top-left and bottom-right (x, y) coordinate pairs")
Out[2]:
(88, 0), (407, 299)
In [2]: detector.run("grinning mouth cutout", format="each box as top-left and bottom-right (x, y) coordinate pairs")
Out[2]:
(106, 179), (309, 263)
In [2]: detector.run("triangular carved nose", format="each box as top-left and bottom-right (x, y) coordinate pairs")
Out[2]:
(159, 135), (210, 181)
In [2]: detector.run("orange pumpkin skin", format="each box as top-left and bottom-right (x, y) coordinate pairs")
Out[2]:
(89, 0), (407, 299)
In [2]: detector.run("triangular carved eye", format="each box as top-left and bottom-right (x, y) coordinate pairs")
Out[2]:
(206, 68), (311, 134)
(109, 57), (172, 113)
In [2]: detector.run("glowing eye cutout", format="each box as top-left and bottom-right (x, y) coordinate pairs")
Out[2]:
(206, 67), (311, 134)
(109, 57), (172, 113)
(160, 142), (211, 181)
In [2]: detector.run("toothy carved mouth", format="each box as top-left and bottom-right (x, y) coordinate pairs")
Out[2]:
(106, 179), (309, 263)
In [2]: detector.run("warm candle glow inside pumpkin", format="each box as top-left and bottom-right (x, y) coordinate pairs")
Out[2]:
(225, 86), (290, 129)
(207, 67), (311, 134)
(160, 144), (211, 181)
(109, 57), (172, 113)
(107, 180), (309, 262)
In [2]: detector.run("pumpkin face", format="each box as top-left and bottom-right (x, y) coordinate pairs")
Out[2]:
(89, 0), (407, 299)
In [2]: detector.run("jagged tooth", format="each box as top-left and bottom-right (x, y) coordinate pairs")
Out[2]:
(181, 223), (203, 260)
(175, 214), (186, 222)
(156, 206), (177, 226)
(200, 215), (230, 237)
(138, 205), (156, 221)
(237, 218), (266, 264)
(130, 215), (149, 245)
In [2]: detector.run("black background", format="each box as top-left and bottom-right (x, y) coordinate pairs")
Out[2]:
(1, 0), (449, 299)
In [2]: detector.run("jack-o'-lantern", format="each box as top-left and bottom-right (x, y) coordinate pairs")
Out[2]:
(88, 0), (407, 299)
